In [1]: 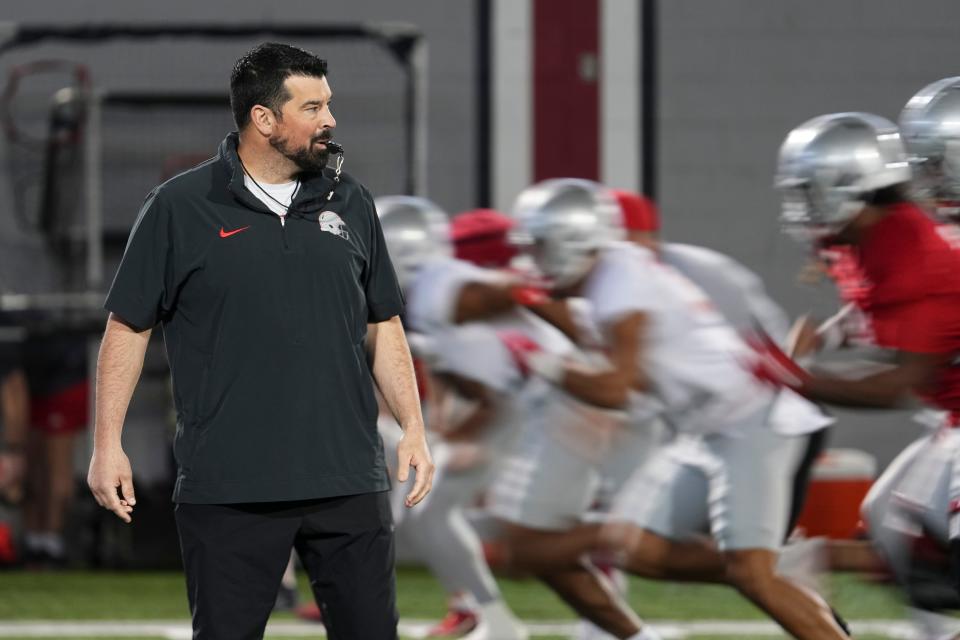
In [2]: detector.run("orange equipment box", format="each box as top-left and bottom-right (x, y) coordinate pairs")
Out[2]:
(794, 448), (876, 539)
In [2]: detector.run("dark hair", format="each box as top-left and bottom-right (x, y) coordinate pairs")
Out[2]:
(230, 42), (328, 130)
(863, 183), (910, 207)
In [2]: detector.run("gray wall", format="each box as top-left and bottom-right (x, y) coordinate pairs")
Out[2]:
(657, 0), (960, 465)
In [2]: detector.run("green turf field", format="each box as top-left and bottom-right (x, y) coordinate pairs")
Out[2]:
(0, 566), (914, 638)
(0, 566), (906, 620)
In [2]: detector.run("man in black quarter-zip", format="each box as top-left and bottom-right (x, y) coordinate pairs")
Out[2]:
(86, 43), (434, 639)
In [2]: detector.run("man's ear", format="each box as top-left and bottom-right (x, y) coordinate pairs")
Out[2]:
(249, 104), (277, 136)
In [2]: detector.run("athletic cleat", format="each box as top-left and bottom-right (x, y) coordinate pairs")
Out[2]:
(460, 618), (529, 640)
(574, 619), (618, 640)
(427, 609), (479, 637)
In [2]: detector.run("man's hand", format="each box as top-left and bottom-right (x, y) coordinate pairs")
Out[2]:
(786, 314), (823, 359)
(87, 446), (136, 523)
(396, 429), (435, 508)
(498, 330), (564, 382)
(744, 328), (811, 392)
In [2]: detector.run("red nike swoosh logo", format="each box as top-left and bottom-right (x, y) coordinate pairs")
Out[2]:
(219, 226), (251, 238)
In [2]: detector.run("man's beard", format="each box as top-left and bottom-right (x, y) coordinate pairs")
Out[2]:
(269, 133), (330, 173)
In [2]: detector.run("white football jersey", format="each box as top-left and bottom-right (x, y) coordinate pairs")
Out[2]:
(659, 242), (791, 343)
(406, 256), (579, 446)
(584, 242), (823, 435)
(429, 314), (572, 393)
(405, 257), (506, 335)
(659, 242), (832, 436)
(406, 255), (572, 355)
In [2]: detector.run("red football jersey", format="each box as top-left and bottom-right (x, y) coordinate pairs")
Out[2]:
(820, 245), (871, 308)
(857, 204), (960, 410)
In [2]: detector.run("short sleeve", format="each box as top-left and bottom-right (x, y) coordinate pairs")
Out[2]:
(362, 193), (405, 323)
(104, 190), (175, 330)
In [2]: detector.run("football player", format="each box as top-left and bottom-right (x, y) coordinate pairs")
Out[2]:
(506, 178), (846, 639)
(765, 110), (960, 639)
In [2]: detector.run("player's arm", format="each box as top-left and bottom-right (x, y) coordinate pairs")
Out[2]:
(433, 372), (497, 443)
(559, 312), (647, 409)
(87, 313), (151, 523)
(367, 316), (435, 507)
(453, 281), (583, 343)
(453, 281), (516, 323)
(754, 331), (944, 409)
(523, 299), (583, 344)
(786, 303), (859, 358)
(507, 312), (646, 410)
(800, 350), (945, 409)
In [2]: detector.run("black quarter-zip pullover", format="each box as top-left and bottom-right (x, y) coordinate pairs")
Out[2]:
(106, 133), (404, 503)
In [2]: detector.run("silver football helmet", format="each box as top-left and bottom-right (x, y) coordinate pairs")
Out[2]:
(510, 178), (624, 288)
(900, 77), (960, 218)
(375, 195), (452, 290)
(775, 112), (911, 241)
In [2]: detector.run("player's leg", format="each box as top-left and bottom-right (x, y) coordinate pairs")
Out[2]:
(888, 430), (960, 638)
(607, 427), (847, 638)
(487, 409), (609, 573)
(42, 430), (75, 563)
(568, 413), (665, 640)
(859, 435), (931, 573)
(497, 520), (656, 639)
(403, 446), (526, 639)
(708, 425), (848, 639)
(540, 558), (651, 640)
(781, 427), (854, 635)
(487, 418), (649, 638)
(22, 428), (49, 563)
(603, 439), (728, 583)
(723, 548), (846, 638)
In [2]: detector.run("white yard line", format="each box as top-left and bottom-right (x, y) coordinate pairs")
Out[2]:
(0, 619), (926, 638)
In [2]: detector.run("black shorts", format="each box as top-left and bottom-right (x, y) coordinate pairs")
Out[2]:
(175, 491), (398, 640)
